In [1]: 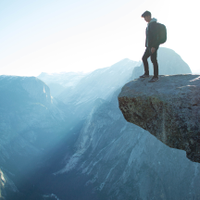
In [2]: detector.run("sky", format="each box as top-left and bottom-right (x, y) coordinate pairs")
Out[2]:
(1, 0), (200, 76)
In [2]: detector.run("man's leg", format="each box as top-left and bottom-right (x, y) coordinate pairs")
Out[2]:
(150, 48), (159, 78)
(142, 47), (151, 76)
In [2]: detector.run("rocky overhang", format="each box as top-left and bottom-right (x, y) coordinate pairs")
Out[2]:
(118, 74), (200, 163)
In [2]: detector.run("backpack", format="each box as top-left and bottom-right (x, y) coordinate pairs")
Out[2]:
(156, 23), (167, 44)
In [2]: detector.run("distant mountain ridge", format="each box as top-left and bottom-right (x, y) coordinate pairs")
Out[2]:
(57, 58), (140, 119)
(38, 59), (140, 102)
(48, 48), (199, 200)
(0, 59), (140, 199)
(38, 71), (87, 97)
(0, 76), (51, 106)
(0, 49), (199, 200)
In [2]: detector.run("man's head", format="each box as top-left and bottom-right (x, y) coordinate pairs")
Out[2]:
(141, 11), (151, 23)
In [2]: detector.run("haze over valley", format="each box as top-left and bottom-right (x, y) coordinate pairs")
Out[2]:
(0, 48), (200, 200)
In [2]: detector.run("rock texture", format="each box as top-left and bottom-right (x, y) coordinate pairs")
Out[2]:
(0, 169), (18, 199)
(118, 74), (200, 163)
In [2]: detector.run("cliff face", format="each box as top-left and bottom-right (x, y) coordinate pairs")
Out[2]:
(0, 75), (73, 199)
(0, 169), (18, 199)
(48, 55), (199, 200)
(0, 76), (51, 105)
(118, 74), (200, 163)
(54, 89), (200, 200)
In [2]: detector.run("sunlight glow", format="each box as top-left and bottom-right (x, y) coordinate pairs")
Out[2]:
(0, 0), (199, 76)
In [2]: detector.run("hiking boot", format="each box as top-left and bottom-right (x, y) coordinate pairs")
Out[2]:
(149, 77), (158, 82)
(140, 74), (150, 78)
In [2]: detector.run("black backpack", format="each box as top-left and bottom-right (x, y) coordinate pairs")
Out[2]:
(156, 23), (167, 44)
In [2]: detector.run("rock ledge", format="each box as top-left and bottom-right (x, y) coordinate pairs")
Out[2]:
(118, 74), (200, 163)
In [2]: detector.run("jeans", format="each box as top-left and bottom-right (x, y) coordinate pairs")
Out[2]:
(142, 47), (159, 78)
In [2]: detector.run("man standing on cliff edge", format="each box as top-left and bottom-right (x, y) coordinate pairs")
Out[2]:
(140, 11), (159, 82)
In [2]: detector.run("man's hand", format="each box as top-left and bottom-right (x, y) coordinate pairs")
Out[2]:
(151, 47), (156, 54)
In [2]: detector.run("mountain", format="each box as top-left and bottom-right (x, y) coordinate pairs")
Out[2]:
(38, 58), (140, 120)
(57, 58), (140, 119)
(0, 76), (76, 199)
(51, 90), (200, 200)
(0, 49), (199, 200)
(0, 59), (139, 200)
(38, 71), (87, 97)
(58, 59), (139, 102)
(36, 48), (199, 200)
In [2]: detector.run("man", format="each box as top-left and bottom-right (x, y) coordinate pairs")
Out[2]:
(140, 11), (159, 82)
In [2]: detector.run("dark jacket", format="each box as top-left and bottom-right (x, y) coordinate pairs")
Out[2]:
(145, 18), (159, 49)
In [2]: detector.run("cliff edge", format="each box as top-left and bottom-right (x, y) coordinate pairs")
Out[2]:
(118, 74), (200, 163)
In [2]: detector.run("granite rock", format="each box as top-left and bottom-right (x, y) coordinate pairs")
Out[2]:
(118, 74), (200, 163)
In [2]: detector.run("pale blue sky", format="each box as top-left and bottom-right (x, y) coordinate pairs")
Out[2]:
(1, 0), (199, 76)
